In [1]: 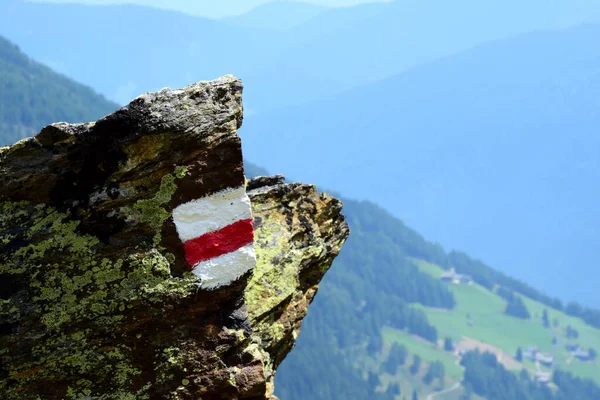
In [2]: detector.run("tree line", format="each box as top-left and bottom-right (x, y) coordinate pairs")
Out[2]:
(0, 35), (116, 146)
(461, 350), (600, 400)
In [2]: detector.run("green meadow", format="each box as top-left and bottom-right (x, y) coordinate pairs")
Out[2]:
(389, 259), (600, 385)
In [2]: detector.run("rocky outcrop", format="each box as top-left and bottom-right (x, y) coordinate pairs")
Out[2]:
(0, 76), (349, 399)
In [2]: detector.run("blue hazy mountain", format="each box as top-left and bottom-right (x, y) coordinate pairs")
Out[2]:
(3, 0), (600, 112)
(278, 0), (389, 42)
(222, 1), (328, 30)
(241, 0), (600, 110)
(240, 23), (600, 307)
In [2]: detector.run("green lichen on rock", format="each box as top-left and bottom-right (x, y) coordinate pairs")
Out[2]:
(244, 177), (349, 395)
(133, 166), (188, 244)
(0, 200), (200, 399)
(245, 219), (298, 316)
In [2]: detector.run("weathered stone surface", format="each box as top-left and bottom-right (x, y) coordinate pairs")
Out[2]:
(246, 177), (348, 398)
(0, 76), (348, 399)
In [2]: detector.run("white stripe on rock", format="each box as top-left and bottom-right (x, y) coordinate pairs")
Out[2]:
(192, 243), (256, 289)
(172, 186), (252, 242)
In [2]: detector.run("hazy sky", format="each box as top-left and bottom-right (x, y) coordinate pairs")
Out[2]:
(30, 0), (390, 18)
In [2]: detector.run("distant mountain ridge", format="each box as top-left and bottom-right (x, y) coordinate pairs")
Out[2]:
(227, 0), (600, 110)
(0, 0), (273, 105)
(222, 1), (328, 30)
(3, 0), (600, 110)
(0, 35), (117, 146)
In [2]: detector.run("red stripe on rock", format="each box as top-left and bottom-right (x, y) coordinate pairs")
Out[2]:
(184, 218), (254, 267)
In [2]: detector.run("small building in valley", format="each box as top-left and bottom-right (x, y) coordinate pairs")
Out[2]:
(440, 268), (473, 285)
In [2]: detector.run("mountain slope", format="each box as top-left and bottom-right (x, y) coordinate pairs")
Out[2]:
(241, 23), (600, 307)
(0, 35), (117, 146)
(241, 163), (600, 400)
(414, 261), (600, 383)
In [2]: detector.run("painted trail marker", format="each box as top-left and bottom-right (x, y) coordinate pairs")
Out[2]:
(172, 186), (256, 289)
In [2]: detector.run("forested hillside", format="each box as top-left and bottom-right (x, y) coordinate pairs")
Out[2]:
(0, 35), (116, 146)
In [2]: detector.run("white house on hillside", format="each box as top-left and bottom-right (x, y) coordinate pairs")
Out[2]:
(440, 268), (473, 285)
